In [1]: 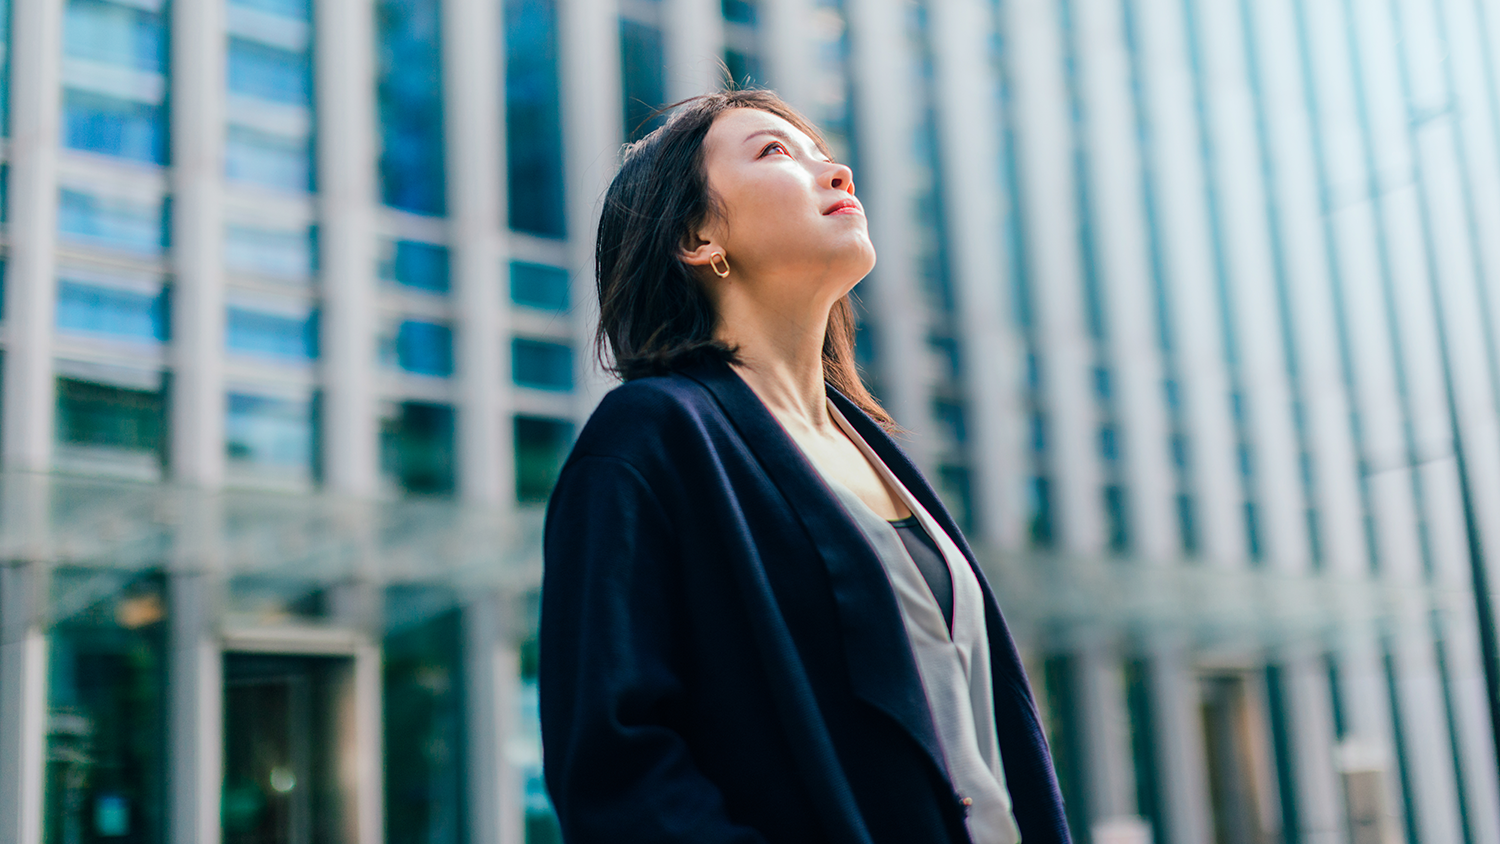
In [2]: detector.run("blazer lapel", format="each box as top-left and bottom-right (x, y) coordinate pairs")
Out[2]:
(683, 361), (948, 777)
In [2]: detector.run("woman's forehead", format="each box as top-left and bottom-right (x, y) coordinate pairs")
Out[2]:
(705, 108), (819, 155)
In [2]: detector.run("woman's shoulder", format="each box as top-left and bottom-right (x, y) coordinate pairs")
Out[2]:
(569, 372), (725, 466)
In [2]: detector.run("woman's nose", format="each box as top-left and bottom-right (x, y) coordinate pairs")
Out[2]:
(826, 162), (855, 194)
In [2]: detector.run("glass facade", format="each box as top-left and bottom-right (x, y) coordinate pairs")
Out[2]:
(226, 307), (319, 360)
(381, 401), (456, 495)
(505, 0), (566, 237)
(226, 0), (314, 191)
(61, 0), (168, 164)
(56, 281), (170, 343)
(377, 0), (447, 215)
(381, 239), (451, 294)
(508, 261), (568, 311)
(225, 223), (317, 280)
(511, 338), (572, 392)
(226, 392), (316, 477)
(618, 18), (665, 142)
(58, 189), (167, 257)
(514, 415), (572, 504)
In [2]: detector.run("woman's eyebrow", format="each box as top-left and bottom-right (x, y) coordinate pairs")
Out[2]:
(743, 128), (833, 162)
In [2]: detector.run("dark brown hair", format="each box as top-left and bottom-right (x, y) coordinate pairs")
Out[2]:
(594, 89), (894, 428)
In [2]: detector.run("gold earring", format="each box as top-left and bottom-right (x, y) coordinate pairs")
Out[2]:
(709, 252), (731, 278)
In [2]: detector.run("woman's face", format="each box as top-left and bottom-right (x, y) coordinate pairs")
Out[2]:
(687, 108), (875, 307)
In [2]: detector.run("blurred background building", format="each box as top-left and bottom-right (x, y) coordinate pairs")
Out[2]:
(2, 0), (1500, 841)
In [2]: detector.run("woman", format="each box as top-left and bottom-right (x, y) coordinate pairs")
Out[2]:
(540, 89), (1071, 844)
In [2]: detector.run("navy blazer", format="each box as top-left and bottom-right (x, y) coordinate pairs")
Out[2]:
(540, 359), (1071, 844)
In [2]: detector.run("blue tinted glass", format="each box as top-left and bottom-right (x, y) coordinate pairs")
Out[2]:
(511, 338), (573, 391)
(64, 0), (166, 71)
(58, 189), (165, 254)
(226, 393), (313, 467)
(722, 0), (756, 24)
(226, 125), (312, 191)
(508, 262), (568, 310)
(229, 0), (311, 21)
(226, 307), (318, 359)
(505, 0), (566, 237)
(377, 0), (446, 214)
(63, 90), (167, 163)
(226, 225), (315, 278)
(619, 21), (665, 141)
(396, 321), (454, 376)
(228, 38), (311, 105)
(56, 281), (169, 342)
(724, 48), (761, 87)
(386, 241), (450, 293)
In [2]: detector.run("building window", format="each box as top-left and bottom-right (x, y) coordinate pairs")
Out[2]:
(387, 320), (455, 377)
(1028, 475), (1053, 548)
(61, 0), (168, 163)
(505, 0), (566, 237)
(377, 0), (447, 214)
(512, 338), (573, 392)
(58, 189), (166, 256)
(226, 224), (316, 280)
(226, 307), (319, 360)
(45, 569), (167, 844)
(381, 240), (450, 294)
(226, 0), (314, 192)
(1104, 484), (1129, 554)
(381, 401), (456, 495)
(509, 261), (569, 311)
(56, 281), (169, 342)
(1245, 501), (1263, 563)
(619, 19), (665, 141)
(1177, 493), (1198, 556)
(515, 415), (574, 504)
(225, 392), (314, 474)
(383, 587), (465, 844)
(55, 377), (166, 459)
(937, 465), (973, 532)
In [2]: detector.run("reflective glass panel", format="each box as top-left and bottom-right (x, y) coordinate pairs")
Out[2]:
(392, 320), (454, 377)
(63, 0), (166, 72)
(380, 401), (455, 495)
(508, 262), (568, 311)
(57, 281), (169, 342)
(225, 224), (316, 279)
(721, 0), (756, 24)
(46, 569), (167, 844)
(381, 240), (450, 294)
(227, 37), (311, 105)
(619, 20), (666, 141)
(384, 586), (465, 844)
(226, 125), (312, 192)
(62, 91), (167, 164)
(229, 0), (311, 19)
(377, 0), (446, 214)
(226, 393), (314, 470)
(55, 377), (166, 455)
(511, 338), (572, 392)
(505, 0), (565, 237)
(226, 307), (319, 360)
(514, 415), (573, 504)
(58, 188), (166, 255)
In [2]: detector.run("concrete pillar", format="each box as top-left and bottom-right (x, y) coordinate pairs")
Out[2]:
(558, 0), (624, 419)
(842, 0), (935, 458)
(1072, 0), (1177, 564)
(664, 0), (726, 101)
(1129, 0), (1244, 568)
(0, 560), (47, 844)
(466, 591), (524, 844)
(999, 0), (1101, 553)
(1075, 648), (1148, 835)
(170, 0), (227, 487)
(926, 0), (1027, 550)
(316, 0), (381, 495)
(1143, 643), (1214, 844)
(759, 0), (819, 113)
(2, 0), (64, 472)
(168, 569), (223, 844)
(445, 0), (511, 507)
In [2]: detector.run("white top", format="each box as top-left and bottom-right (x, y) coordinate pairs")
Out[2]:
(803, 401), (1021, 844)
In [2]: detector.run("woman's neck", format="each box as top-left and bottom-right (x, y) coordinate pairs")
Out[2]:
(715, 294), (834, 434)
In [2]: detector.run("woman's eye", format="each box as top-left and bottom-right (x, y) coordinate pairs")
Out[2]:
(760, 141), (790, 158)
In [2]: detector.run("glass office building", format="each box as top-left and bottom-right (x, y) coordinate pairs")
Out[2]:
(4, 0), (1500, 842)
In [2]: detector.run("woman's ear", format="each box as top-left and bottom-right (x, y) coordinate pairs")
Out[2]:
(678, 230), (722, 269)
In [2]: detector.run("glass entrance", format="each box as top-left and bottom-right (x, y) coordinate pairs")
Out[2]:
(222, 654), (348, 844)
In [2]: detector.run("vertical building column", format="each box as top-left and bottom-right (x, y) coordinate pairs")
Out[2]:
(1000, 0), (1100, 551)
(445, 0), (510, 507)
(171, 0), (227, 486)
(465, 591), (523, 844)
(0, 558), (47, 844)
(3, 0), (64, 472)
(758, 0), (819, 113)
(1131, 0), (1244, 567)
(1074, 647), (1148, 837)
(1142, 641), (1214, 844)
(1072, 0), (1177, 563)
(168, 566), (223, 844)
(926, 0), (1025, 548)
(843, 0), (934, 457)
(663, 0), (726, 101)
(317, 0), (381, 496)
(559, 0), (624, 418)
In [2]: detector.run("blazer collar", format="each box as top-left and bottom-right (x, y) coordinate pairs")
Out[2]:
(682, 358), (949, 776)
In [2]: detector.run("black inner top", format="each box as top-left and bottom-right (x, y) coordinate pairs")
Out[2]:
(888, 515), (955, 633)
